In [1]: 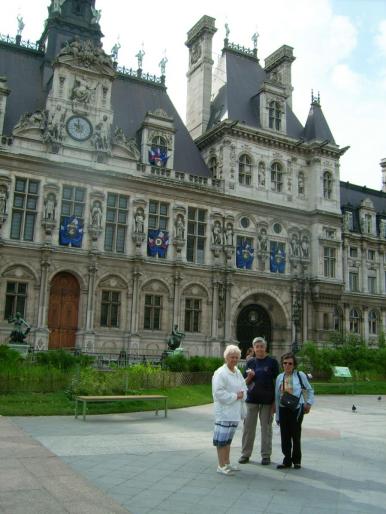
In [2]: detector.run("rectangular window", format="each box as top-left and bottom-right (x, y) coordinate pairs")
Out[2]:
(148, 200), (169, 230)
(349, 272), (359, 292)
(349, 247), (358, 258)
(368, 276), (376, 294)
(104, 193), (129, 253)
(271, 170), (283, 192)
(144, 294), (162, 330)
(4, 282), (27, 319)
(364, 214), (372, 234)
(61, 185), (85, 222)
(184, 298), (201, 333)
(100, 290), (120, 327)
(323, 247), (336, 278)
(187, 207), (206, 264)
(368, 250), (375, 261)
(10, 178), (39, 241)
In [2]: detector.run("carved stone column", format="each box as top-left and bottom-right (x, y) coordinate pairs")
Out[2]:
(363, 306), (369, 343)
(34, 247), (52, 350)
(0, 176), (11, 240)
(130, 267), (142, 335)
(85, 256), (98, 332)
(361, 242), (367, 293)
(224, 272), (234, 342)
(344, 303), (350, 333)
(342, 240), (349, 292)
(211, 279), (219, 338)
(173, 270), (183, 327)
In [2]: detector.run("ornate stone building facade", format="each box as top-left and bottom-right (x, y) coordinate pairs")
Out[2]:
(0, 2), (385, 357)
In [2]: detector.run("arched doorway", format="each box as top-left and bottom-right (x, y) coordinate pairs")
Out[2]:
(48, 272), (80, 349)
(236, 304), (272, 356)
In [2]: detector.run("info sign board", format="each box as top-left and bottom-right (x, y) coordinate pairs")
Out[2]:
(332, 366), (352, 378)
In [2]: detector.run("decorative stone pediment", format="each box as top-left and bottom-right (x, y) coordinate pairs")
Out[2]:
(2, 265), (36, 281)
(98, 275), (127, 289)
(56, 38), (115, 77)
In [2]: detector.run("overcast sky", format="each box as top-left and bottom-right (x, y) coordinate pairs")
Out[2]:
(1, 0), (386, 191)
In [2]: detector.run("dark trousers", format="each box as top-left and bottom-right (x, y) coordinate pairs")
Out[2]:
(279, 406), (304, 465)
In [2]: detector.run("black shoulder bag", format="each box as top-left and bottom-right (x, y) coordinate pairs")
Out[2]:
(280, 372), (305, 411)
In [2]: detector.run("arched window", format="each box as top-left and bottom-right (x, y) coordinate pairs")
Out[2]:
(349, 308), (360, 334)
(298, 172), (305, 195)
(368, 310), (378, 335)
(209, 156), (218, 178)
(333, 307), (343, 333)
(239, 154), (252, 186)
(271, 162), (283, 192)
(323, 171), (332, 199)
(269, 101), (281, 130)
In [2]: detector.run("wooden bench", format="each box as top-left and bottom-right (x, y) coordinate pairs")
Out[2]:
(74, 395), (168, 421)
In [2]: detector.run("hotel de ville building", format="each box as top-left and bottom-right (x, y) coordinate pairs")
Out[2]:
(0, 0), (385, 358)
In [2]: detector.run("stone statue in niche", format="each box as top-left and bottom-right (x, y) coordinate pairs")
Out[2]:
(134, 208), (145, 234)
(0, 187), (8, 215)
(175, 214), (185, 240)
(90, 201), (103, 228)
(224, 223), (234, 246)
(44, 105), (66, 143)
(290, 233), (300, 257)
(301, 235), (309, 258)
(44, 193), (57, 221)
(258, 163), (265, 186)
(212, 221), (222, 245)
(257, 227), (268, 252)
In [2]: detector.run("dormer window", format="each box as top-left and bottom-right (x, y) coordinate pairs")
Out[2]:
(209, 156), (218, 178)
(271, 162), (283, 192)
(269, 101), (281, 131)
(239, 154), (252, 186)
(323, 171), (332, 199)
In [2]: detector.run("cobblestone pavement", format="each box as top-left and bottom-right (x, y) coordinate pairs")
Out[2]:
(10, 395), (386, 514)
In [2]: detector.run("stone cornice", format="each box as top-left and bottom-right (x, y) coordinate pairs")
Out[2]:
(196, 120), (341, 159)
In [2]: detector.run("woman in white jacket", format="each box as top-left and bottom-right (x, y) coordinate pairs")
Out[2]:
(212, 345), (247, 475)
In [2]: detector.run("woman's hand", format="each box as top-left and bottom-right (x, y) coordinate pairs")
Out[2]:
(236, 391), (244, 400)
(303, 403), (311, 414)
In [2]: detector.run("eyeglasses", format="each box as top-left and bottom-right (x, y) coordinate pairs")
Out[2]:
(283, 362), (294, 366)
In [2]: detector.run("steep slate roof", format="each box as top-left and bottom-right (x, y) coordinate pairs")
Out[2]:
(340, 181), (386, 233)
(112, 76), (209, 176)
(0, 44), (46, 135)
(208, 48), (304, 140)
(303, 101), (336, 144)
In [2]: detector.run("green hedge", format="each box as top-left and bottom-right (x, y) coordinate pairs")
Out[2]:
(161, 354), (223, 372)
(298, 339), (386, 379)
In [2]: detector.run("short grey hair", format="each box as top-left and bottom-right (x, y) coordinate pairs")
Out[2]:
(252, 337), (267, 348)
(223, 344), (241, 359)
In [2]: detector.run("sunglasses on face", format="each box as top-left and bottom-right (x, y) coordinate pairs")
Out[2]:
(283, 362), (294, 366)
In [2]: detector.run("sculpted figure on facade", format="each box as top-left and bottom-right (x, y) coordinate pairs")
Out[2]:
(44, 105), (66, 143)
(175, 214), (185, 240)
(111, 41), (121, 61)
(136, 47), (145, 69)
(112, 128), (140, 160)
(90, 201), (103, 228)
(0, 187), (8, 215)
(257, 227), (268, 252)
(91, 7), (102, 24)
(134, 208), (145, 234)
(290, 233), (300, 257)
(224, 223), (234, 246)
(92, 115), (111, 152)
(159, 56), (168, 75)
(14, 110), (47, 132)
(301, 235), (309, 258)
(17, 16), (25, 36)
(52, 0), (65, 14)
(44, 193), (57, 221)
(212, 221), (222, 245)
(71, 76), (96, 104)
(258, 163), (265, 186)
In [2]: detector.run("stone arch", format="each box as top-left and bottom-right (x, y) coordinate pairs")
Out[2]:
(97, 273), (129, 289)
(1, 263), (38, 282)
(48, 267), (87, 291)
(181, 281), (210, 299)
(141, 278), (172, 296)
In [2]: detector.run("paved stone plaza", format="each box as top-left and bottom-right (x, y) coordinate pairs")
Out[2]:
(3, 395), (386, 514)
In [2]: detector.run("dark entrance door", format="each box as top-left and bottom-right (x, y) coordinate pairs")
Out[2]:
(236, 304), (272, 356)
(48, 272), (80, 349)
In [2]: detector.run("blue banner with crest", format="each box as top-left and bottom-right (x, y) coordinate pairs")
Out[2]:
(270, 242), (286, 273)
(236, 240), (254, 269)
(59, 215), (83, 247)
(147, 229), (169, 257)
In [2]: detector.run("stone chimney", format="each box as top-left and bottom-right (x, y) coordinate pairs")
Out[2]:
(185, 16), (217, 140)
(381, 158), (386, 192)
(264, 45), (295, 108)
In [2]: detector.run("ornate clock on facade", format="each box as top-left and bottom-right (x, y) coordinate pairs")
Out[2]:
(66, 115), (93, 141)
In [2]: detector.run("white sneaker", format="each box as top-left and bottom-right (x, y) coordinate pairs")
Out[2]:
(217, 465), (234, 475)
(226, 464), (240, 472)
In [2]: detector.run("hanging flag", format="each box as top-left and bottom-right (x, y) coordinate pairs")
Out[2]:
(270, 242), (286, 273)
(236, 240), (254, 269)
(147, 229), (169, 257)
(148, 146), (168, 167)
(59, 215), (84, 247)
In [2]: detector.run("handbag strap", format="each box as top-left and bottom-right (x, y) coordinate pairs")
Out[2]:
(282, 372), (305, 394)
